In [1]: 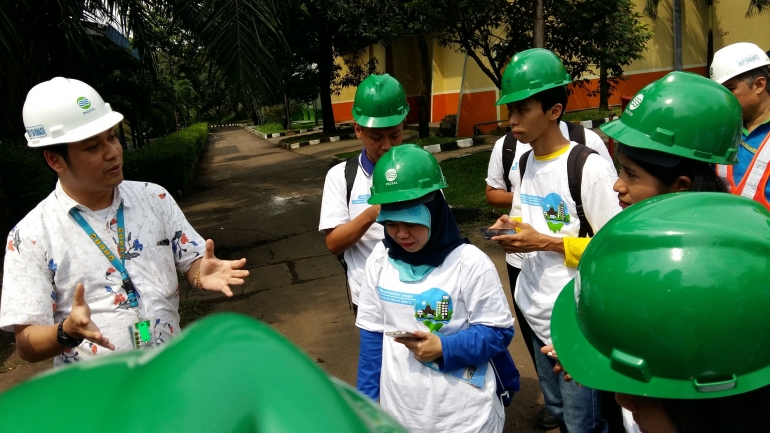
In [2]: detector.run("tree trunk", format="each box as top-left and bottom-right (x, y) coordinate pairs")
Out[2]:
(599, 63), (609, 111)
(416, 35), (432, 138)
(534, 0), (545, 48)
(706, 0), (714, 77)
(308, 5), (336, 133)
(284, 92), (292, 130)
(673, 0), (683, 71)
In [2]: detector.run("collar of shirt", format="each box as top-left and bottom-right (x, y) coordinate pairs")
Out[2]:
(54, 181), (134, 216)
(742, 116), (770, 139)
(359, 149), (375, 177)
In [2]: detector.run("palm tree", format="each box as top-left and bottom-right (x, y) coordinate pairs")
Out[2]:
(643, 0), (770, 72)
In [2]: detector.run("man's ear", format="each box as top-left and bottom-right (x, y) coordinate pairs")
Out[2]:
(549, 103), (564, 122)
(43, 150), (68, 175)
(354, 123), (364, 139)
(669, 176), (692, 193)
(753, 76), (768, 96)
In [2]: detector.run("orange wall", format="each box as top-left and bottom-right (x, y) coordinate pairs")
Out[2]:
(456, 91), (499, 137)
(431, 93), (460, 123)
(568, 66), (708, 110)
(332, 101), (354, 123)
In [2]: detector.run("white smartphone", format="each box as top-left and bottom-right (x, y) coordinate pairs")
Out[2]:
(385, 331), (420, 340)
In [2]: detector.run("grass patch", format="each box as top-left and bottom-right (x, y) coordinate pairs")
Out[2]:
(279, 127), (355, 145)
(253, 123), (285, 135)
(179, 299), (217, 328)
(562, 107), (621, 123)
(440, 150), (495, 210)
(408, 136), (462, 146)
(335, 150), (360, 160)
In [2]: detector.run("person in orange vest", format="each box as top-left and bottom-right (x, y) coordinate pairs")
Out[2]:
(710, 42), (770, 209)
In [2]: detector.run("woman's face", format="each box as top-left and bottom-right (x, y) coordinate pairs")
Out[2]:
(616, 393), (678, 433)
(385, 222), (430, 252)
(614, 151), (674, 209)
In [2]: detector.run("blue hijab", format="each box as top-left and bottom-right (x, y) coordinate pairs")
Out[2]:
(382, 192), (470, 268)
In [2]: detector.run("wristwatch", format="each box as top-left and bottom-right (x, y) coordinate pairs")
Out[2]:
(57, 319), (84, 348)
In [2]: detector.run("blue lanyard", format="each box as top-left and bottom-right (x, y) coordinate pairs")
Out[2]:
(69, 204), (139, 308)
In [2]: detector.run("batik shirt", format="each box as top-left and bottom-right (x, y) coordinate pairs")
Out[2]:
(1, 181), (205, 367)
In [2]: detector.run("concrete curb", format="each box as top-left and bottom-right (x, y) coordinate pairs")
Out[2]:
(208, 123), (245, 129)
(331, 137), (484, 164)
(241, 124), (324, 140)
(575, 116), (617, 129)
(281, 133), (357, 150)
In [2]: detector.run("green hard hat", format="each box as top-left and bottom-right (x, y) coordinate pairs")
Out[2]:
(352, 73), (409, 128)
(0, 313), (408, 433)
(368, 144), (448, 205)
(552, 193), (770, 400)
(496, 48), (572, 106)
(601, 71), (741, 165)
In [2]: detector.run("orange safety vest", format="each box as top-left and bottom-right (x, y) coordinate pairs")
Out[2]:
(715, 130), (770, 210)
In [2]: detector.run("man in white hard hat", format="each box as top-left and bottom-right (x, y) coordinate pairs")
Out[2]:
(0, 77), (248, 366)
(710, 42), (770, 210)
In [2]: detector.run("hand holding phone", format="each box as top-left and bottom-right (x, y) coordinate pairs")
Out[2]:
(385, 331), (421, 341)
(477, 227), (516, 240)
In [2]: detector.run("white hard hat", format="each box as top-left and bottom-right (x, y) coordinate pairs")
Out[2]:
(22, 77), (124, 148)
(710, 42), (770, 84)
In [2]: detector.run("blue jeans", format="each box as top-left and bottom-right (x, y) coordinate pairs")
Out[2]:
(532, 334), (608, 433)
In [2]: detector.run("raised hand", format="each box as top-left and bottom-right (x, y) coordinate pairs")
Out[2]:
(395, 330), (443, 363)
(64, 283), (115, 350)
(197, 239), (249, 297)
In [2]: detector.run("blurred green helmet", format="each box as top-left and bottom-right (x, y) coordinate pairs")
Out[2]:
(496, 48), (571, 106)
(552, 193), (770, 400)
(601, 71), (741, 165)
(369, 144), (448, 206)
(352, 73), (409, 128)
(0, 313), (409, 433)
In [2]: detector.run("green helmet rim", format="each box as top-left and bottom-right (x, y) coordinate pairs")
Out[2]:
(495, 77), (571, 106)
(353, 112), (408, 129)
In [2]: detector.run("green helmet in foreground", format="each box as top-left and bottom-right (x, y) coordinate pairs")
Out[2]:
(552, 193), (770, 400)
(601, 71), (741, 165)
(352, 73), (409, 128)
(0, 313), (408, 433)
(496, 48), (571, 106)
(369, 144), (448, 205)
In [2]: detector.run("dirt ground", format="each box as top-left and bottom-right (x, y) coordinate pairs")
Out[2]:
(0, 127), (556, 432)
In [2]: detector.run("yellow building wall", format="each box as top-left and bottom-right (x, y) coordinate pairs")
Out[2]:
(714, 0), (770, 49)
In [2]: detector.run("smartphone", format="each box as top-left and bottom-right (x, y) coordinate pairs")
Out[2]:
(477, 227), (516, 239)
(385, 331), (420, 341)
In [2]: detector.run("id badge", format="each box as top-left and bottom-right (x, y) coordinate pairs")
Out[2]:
(128, 320), (152, 350)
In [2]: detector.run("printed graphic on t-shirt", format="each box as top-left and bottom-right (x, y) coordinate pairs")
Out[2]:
(414, 288), (453, 332)
(522, 193), (571, 233)
(352, 194), (371, 205)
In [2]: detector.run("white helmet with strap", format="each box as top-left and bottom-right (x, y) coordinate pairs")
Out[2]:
(23, 77), (124, 148)
(710, 42), (770, 84)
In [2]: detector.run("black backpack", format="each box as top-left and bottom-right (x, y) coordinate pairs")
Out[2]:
(337, 156), (360, 271)
(518, 144), (597, 238)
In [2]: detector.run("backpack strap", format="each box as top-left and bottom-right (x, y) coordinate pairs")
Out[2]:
(564, 121), (586, 145)
(567, 144), (598, 238)
(344, 155), (359, 206)
(518, 150), (532, 181)
(501, 132), (518, 192)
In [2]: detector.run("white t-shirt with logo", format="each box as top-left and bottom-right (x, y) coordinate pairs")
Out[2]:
(485, 122), (613, 268)
(513, 143), (621, 344)
(319, 160), (384, 305)
(357, 243), (514, 433)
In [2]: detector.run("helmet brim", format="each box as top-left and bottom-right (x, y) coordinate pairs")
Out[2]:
(368, 183), (446, 206)
(600, 118), (738, 165)
(27, 111), (124, 148)
(353, 112), (408, 129)
(495, 81), (571, 106)
(552, 280), (770, 399)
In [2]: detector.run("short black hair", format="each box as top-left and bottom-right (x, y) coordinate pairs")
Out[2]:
(735, 65), (770, 95)
(531, 86), (569, 121)
(624, 150), (729, 193)
(40, 143), (69, 174)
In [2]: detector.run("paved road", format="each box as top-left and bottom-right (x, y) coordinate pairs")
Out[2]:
(0, 127), (556, 432)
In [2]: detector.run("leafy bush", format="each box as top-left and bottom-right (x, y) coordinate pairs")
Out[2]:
(123, 123), (208, 196)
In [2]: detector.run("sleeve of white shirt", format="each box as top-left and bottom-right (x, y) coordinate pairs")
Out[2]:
(355, 242), (387, 332)
(459, 246), (514, 328)
(485, 137), (507, 190)
(0, 225), (55, 331)
(581, 154), (623, 233)
(160, 187), (206, 273)
(584, 128), (614, 165)
(319, 163), (349, 232)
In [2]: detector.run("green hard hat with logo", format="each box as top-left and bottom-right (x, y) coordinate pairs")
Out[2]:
(601, 71), (741, 165)
(552, 193), (770, 400)
(496, 48), (572, 106)
(0, 313), (409, 433)
(369, 144), (448, 206)
(352, 73), (409, 128)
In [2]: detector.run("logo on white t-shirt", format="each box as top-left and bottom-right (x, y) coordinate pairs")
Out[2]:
(540, 193), (571, 233)
(415, 288), (453, 333)
(385, 168), (398, 182)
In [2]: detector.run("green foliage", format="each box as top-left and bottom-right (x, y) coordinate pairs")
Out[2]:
(562, 108), (622, 122)
(253, 123), (286, 135)
(0, 141), (57, 241)
(122, 123), (209, 196)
